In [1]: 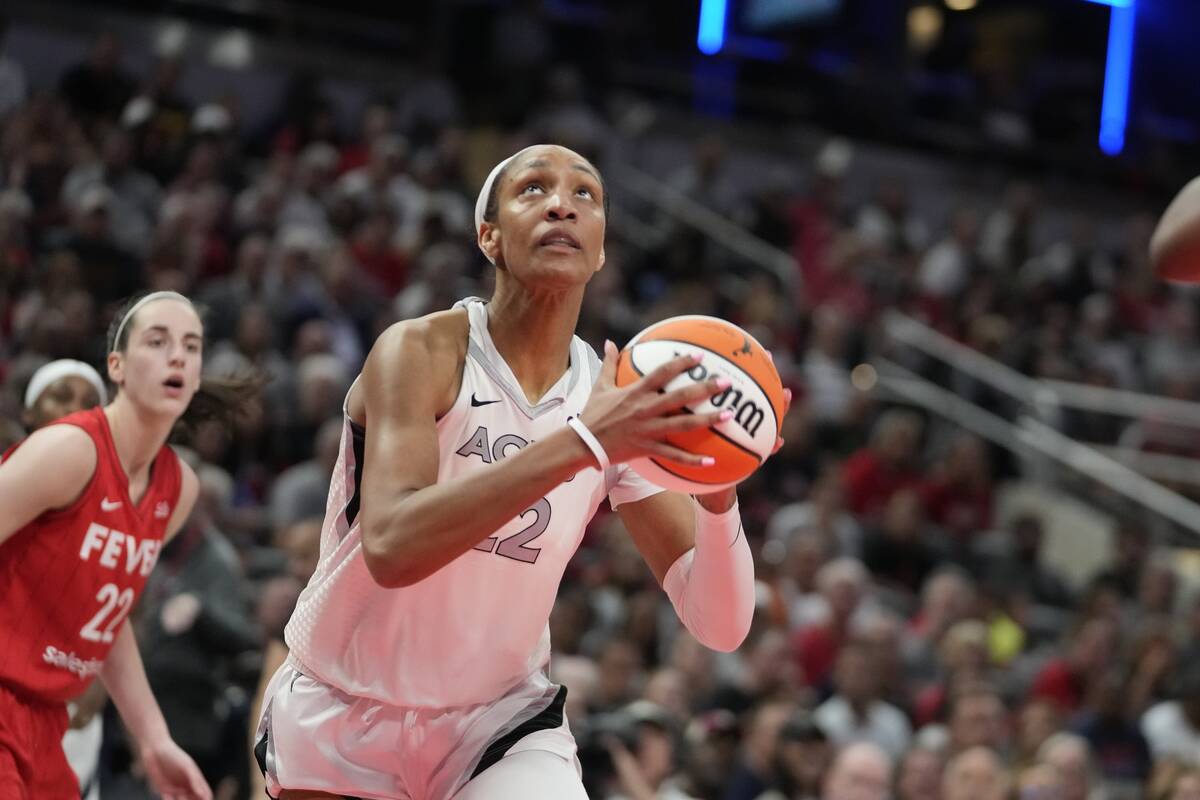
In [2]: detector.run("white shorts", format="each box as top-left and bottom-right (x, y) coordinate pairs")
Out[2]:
(254, 659), (580, 800)
(62, 708), (102, 800)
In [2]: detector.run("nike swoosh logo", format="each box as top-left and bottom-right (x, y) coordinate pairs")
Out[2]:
(471, 393), (501, 407)
(101, 498), (122, 511)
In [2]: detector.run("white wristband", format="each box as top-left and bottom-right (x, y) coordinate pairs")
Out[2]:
(567, 416), (610, 473)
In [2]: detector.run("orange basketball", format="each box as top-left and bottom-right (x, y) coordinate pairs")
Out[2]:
(615, 315), (785, 494)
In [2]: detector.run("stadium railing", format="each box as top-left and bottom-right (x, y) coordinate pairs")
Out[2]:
(874, 359), (1200, 540)
(611, 166), (1200, 535)
(610, 164), (799, 293)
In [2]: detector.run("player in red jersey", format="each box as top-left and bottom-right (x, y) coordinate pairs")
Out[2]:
(0, 291), (215, 800)
(18, 359), (111, 800)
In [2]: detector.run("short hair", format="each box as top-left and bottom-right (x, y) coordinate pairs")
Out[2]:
(948, 679), (1004, 718)
(829, 741), (894, 783)
(817, 557), (869, 594)
(944, 746), (1006, 788)
(1037, 731), (1092, 765)
(921, 566), (973, 606)
(869, 408), (922, 447)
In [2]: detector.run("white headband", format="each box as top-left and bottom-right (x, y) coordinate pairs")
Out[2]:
(112, 291), (193, 352)
(25, 359), (108, 409)
(473, 145), (544, 264)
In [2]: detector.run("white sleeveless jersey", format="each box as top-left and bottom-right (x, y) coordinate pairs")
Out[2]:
(284, 298), (661, 708)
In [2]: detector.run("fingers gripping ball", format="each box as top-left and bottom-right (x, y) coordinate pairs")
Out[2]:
(616, 316), (785, 493)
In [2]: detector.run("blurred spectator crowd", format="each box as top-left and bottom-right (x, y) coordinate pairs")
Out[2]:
(2, 15), (1200, 800)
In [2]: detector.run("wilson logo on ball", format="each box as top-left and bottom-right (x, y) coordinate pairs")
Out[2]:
(672, 354), (766, 438)
(712, 388), (766, 438)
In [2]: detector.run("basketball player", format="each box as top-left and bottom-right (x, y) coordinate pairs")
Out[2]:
(1152, 176), (1200, 281)
(0, 292), (213, 799)
(255, 143), (786, 799)
(21, 359), (107, 432)
(19, 359), (110, 800)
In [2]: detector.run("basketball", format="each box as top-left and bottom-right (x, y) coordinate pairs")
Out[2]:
(615, 316), (785, 494)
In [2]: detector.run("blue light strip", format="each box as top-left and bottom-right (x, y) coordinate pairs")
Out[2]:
(697, 0), (728, 55)
(1098, 0), (1136, 155)
(695, 0), (1135, 156)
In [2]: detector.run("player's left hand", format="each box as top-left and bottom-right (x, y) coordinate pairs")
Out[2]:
(771, 386), (793, 456)
(141, 738), (212, 800)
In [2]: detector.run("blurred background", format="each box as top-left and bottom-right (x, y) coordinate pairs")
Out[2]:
(3, 0), (1200, 798)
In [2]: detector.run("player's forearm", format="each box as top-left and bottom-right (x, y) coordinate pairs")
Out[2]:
(362, 426), (592, 587)
(99, 621), (170, 746)
(663, 500), (755, 652)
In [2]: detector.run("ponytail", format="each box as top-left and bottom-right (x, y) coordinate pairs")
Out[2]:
(172, 371), (264, 443)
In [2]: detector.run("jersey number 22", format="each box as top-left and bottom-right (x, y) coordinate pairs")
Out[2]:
(80, 583), (135, 643)
(473, 498), (551, 564)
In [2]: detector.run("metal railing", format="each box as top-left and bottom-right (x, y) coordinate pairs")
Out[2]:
(1087, 445), (1200, 488)
(609, 164), (798, 292)
(616, 164), (1200, 535)
(875, 360), (1200, 538)
(882, 310), (1200, 429)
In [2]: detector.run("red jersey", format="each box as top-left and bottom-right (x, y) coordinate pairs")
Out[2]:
(0, 407), (181, 704)
(841, 449), (922, 518)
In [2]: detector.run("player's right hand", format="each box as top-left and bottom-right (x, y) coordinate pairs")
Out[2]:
(578, 339), (732, 468)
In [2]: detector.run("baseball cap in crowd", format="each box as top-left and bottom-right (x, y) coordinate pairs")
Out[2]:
(77, 184), (114, 215)
(121, 96), (155, 128)
(193, 103), (233, 135)
(623, 700), (675, 733)
(780, 711), (829, 744)
(0, 188), (32, 220)
(278, 225), (329, 256)
(685, 709), (740, 745)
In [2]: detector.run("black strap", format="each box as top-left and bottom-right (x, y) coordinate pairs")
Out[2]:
(78, 771), (98, 799)
(254, 726), (364, 800)
(253, 729), (275, 799)
(469, 685), (568, 780)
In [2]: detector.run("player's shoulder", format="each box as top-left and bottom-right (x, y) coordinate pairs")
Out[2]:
(19, 423), (97, 463)
(361, 309), (469, 415)
(369, 308), (469, 368)
(0, 423), (97, 493)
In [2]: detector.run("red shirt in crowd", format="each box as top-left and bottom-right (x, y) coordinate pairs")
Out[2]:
(1031, 658), (1086, 714)
(841, 449), (922, 518)
(794, 623), (843, 689)
(351, 241), (409, 297)
(921, 478), (994, 540)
